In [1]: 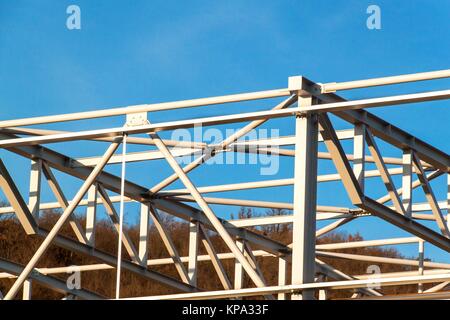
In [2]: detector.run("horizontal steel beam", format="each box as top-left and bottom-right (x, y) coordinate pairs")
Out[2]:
(165, 194), (350, 212)
(73, 148), (203, 167)
(355, 290), (450, 300)
(0, 127), (205, 149)
(0, 88), (291, 128)
(298, 89), (450, 114)
(321, 69), (450, 93)
(159, 166), (431, 196)
(0, 108), (302, 147)
(316, 237), (419, 250)
(355, 269), (450, 280)
(227, 213), (351, 227)
(1, 89), (449, 149)
(123, 273), (450, 300)
(316, 250), (450, 269)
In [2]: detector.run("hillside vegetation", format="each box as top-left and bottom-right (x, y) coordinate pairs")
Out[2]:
(0, 207), (426, 299)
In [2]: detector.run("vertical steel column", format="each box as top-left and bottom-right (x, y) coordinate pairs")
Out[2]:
(234, 240), (245, 292)
(188, 221), (200, 286)
(289, 76), (319, 300)
(22, 280), (32, 300)
(353, 124), (366, 191)
(402, 149), (413, 218)
(277, 256), (287, 300)
(138, 202), (150, 266)
(85, 183), (98, 246)
(317, 275), (327, 300)
(28, 159), (42, 222)
(116, 134), (127, 299)
(418, 240), (424, 293)
(447, 174), (450, 232)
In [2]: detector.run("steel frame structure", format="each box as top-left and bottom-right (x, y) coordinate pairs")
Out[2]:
(0, 69), (449, 300)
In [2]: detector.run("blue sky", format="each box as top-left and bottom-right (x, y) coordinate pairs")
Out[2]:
(0, 1), (449, 262)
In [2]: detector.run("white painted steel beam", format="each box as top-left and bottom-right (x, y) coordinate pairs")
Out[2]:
(318, 114), (364, 205)
(0, 90), (448, 149)
(124, 272), (450, 300)
(316, 237), (419, 250)
(0, 88), (291, 128)
(321, 69), (450, 93)
(0, 70), (448, 300)
(290, 83), (318, 300)
(234, 240), (245, 292)
(22, 280), (32, 300)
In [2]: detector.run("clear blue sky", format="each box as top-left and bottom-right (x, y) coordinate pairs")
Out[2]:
(0, 1), (449, 262)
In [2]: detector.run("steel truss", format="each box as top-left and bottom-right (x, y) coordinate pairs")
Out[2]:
(0, 69), (449, 300)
